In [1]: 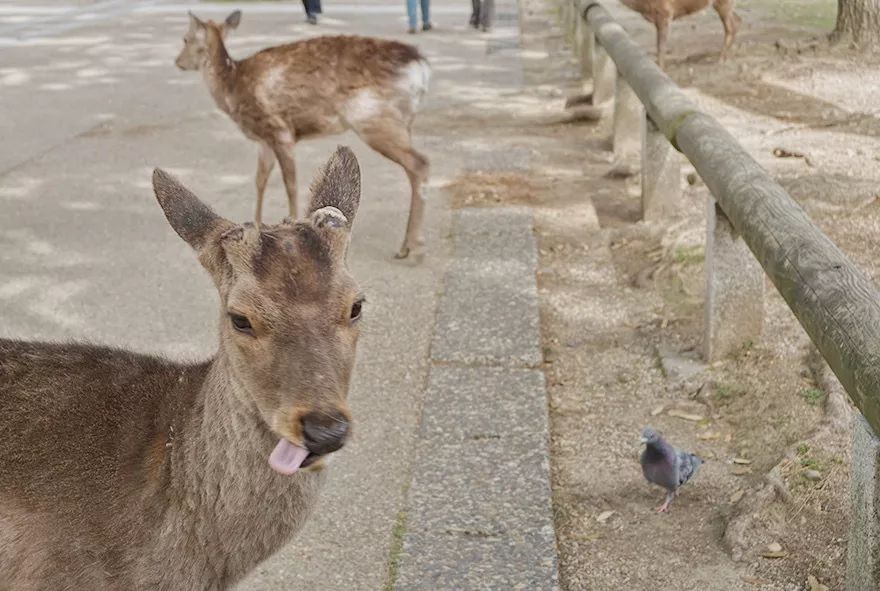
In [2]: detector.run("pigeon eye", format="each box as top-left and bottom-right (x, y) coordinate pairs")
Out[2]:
(229, 313), (254, 335)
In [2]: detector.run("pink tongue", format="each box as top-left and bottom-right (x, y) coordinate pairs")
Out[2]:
(268, 439), (310, 475)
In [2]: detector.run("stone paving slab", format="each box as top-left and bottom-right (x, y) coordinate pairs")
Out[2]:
(395, 367), (558, 591)
(431, 207), (542, 368)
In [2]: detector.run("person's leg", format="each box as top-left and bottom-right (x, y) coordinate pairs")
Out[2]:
(480, 0), (494, 30)
(420, 0), (431, 28)
(470, 0), (480, 27)
(406, 0), (418, 31)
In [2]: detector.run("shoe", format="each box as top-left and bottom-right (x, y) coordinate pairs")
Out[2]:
(422, 22), (433, 31)
(307, 14), (317, 24)
(407, 27), (417, 34)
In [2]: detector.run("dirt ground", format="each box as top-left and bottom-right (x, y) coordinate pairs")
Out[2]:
(444, 0), (880, 588)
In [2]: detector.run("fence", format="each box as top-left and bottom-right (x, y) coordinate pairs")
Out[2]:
(560, 2), (880, 588)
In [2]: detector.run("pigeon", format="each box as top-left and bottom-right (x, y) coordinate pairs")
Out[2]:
(639, 427), (703, 513)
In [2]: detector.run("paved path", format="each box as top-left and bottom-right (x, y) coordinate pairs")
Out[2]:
(0, 1), (558, 588)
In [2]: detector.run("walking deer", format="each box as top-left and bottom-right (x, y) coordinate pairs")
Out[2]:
(0, 147), (365, 590)
(618, 0), (739, 68)
(175, 10), (431, 260)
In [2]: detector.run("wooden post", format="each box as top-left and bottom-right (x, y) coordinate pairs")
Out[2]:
(847, 414), (880, 591)
(641, 114), (681, 220)
(704, 198), (764, 361)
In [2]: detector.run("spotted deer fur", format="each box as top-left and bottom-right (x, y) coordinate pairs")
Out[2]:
(618, 0), (739, 68)
(176, 10), (431, 259)
(0, 147), (365, 590)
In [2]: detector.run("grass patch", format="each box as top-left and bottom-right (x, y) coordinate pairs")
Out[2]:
(382, 509), (409, 591)
(673, 245), (705, 265)
(739, 0), (836, 29)
(800, 387), (826, 406)
(715, 382), (747, 400)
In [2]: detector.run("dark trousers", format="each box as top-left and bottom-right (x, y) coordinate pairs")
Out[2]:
(470, 0), (494, 29)
(302, 0), (322, 16)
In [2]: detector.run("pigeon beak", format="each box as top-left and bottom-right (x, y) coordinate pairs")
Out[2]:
(639, 437), (648, 444)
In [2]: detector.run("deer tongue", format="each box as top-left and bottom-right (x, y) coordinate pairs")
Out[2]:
(268, 439), (310, 475)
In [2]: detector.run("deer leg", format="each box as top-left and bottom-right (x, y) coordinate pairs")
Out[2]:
(713, 0), (739, 61)
(655, 15), (671, 69)
(272, 136), (298, 220)
(358, 125), (429, 260)
(255, 143), (276, 227)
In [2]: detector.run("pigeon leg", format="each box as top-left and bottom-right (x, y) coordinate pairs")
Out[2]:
(656, 491), (675, 513)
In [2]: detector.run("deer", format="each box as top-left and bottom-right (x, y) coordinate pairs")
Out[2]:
(175, 10), (431, 260)
(617, 0), (740, 68)
(0, 147), (365, 590)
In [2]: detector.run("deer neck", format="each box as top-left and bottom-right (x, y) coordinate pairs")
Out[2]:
(201, 36), (238, 114)
(159, 352), (323, 583)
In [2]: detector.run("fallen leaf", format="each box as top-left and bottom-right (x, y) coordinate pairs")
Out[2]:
(698, 431), (721, 440)
(808, 575), (829, 591)
(733, 458), (752, 465)
(667, 409), (704, 422)
(596, 510), (615, 524)
(803, 469), (822, 481)
(766, 542), (782, 553)
(732, 466), (752, 476)
(730, 490), (745, 504)
(650, 405), (665, 417)
(761, 551), (786, 559)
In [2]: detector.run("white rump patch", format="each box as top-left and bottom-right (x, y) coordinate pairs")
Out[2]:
(396, 59), (431, 113)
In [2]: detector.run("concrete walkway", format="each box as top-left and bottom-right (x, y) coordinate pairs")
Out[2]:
(0, 1), (558, 588)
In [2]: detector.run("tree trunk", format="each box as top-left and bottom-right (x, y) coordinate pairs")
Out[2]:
(832, 0), (880, 49)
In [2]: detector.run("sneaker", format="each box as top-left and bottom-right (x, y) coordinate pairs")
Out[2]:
(422, 22), (433, 31)
(307, 14), (317, 24)
(407, 27), (417, 34)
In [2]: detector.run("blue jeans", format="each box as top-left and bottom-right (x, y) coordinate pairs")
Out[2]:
(406, 0), (430, 28)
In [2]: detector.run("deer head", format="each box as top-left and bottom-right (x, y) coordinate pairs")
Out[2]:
(175, 10), (241, 71)
(152, 147), (363, 475)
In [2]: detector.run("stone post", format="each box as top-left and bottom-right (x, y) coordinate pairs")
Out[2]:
(703, 198), (764, 361)
(846, 414), (880, 591)
(612, 74), (643, 173)
(591, 39), (615, 107)
(641, 115), (681, 220)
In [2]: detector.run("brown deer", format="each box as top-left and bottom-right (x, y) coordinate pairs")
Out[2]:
(618, 0), (739, 68)
(175, 10), (431, 260)
(0, 147), (365, 590)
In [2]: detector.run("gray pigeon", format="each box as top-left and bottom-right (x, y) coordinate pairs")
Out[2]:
(639, 427), (703, 512)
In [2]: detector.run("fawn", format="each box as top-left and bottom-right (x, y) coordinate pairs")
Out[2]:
(618, 0), (739, 68)
(175, 10), (431, 260)
(0, 147), (364, 590)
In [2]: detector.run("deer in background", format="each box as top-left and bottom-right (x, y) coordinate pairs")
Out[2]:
(618, 0), (739, 68)
(0, 147), (365, 590)
(175, 10), (431, 260)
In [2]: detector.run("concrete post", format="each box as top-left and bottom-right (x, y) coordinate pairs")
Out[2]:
(574, 12), (593, 92)
(846, 414), (880, 591)
(591, 40), (615, 107)
(703, 198), (764, 361)
(612, 75), (643, 173)
(641, 114), (681, 220)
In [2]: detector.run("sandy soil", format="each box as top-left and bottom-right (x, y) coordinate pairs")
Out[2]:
(446, 0), (879, 588)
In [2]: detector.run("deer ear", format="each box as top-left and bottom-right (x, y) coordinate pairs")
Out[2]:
(307, 146), (361, 227)
(187, 11), (206, 30)
(152, 169), (233, 251)
(224, 10), (242, 30)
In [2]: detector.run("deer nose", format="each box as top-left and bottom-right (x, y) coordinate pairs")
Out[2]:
(301, 411), (350, 455)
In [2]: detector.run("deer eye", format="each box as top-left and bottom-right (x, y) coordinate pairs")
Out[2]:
(229, 313), (254, 335)
(350, 299), (364, 322)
